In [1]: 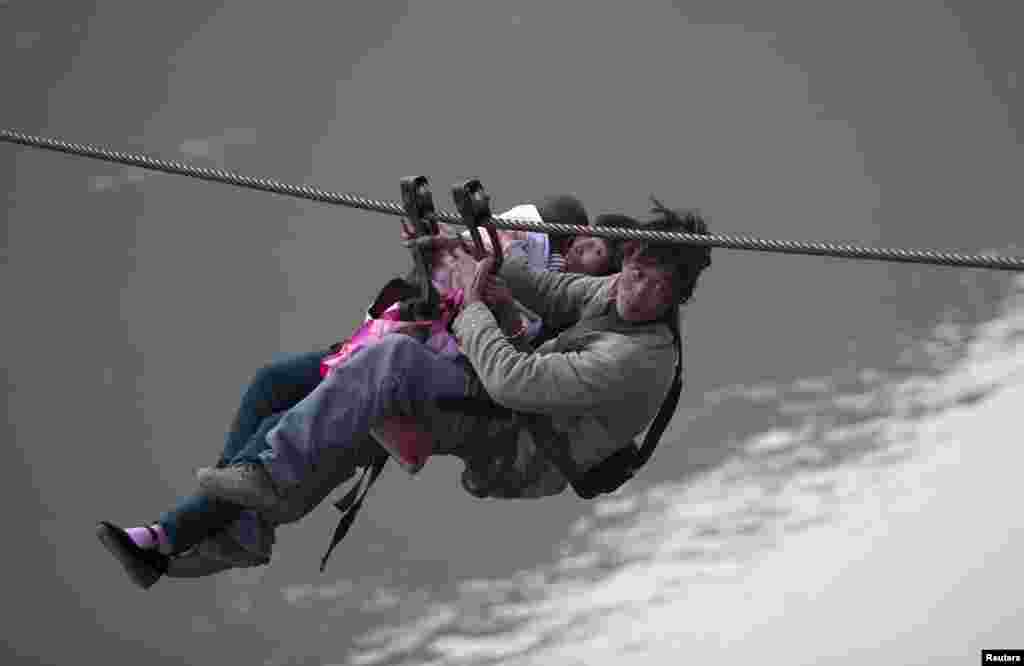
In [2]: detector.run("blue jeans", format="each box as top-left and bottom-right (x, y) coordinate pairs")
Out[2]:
(157, 336), (471, 554)
(157, 350), (328, 552)
(246, 334), (471, 490)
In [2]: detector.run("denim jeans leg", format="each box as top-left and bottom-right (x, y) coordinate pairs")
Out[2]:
(218, 350), (330, 467)
(156, 494), (242, 556)
(159, 412), (286, 553)
(252, 334), (470, 488)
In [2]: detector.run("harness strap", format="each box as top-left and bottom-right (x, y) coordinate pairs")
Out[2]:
(319, 447), (390, 573)
(636, 314), (682, 466)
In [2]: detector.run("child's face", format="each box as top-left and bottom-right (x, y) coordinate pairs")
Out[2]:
(566, 236), (613, 275)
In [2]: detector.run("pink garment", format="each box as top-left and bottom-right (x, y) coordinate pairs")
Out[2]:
(319, 252), (469, 471)
(319, 288), (465, 378)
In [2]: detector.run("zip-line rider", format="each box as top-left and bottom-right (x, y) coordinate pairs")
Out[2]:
(188, 201), (711, 558)
(98, 200), (710, 589)
(95, 195), (632, 586)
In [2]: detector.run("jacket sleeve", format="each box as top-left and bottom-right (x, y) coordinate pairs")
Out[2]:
(452, 301), (667, 415)
(498, 245), (614, 332)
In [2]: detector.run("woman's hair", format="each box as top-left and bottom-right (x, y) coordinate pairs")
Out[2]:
(634, 195), (713, 305)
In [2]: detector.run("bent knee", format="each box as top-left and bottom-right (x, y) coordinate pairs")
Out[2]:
(250, 357), (291, 389)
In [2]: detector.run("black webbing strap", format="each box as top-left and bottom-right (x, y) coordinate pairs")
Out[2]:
(635, 314), (682, 466)
(319, 448), (390, 573)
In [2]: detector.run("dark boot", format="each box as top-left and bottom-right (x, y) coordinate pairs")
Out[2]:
(95, 522), (169, 590)
(196, 463), (282, 511)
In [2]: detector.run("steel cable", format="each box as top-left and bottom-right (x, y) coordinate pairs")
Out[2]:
(5, 128), (1023, 272)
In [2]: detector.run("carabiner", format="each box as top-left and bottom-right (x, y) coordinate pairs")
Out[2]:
(399, 176), (439, 237)
(399, 176), (440, 315)
(451, 179), (503, 273)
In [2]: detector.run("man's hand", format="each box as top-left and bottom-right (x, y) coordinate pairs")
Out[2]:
(400, 225), (468, 253)
(455, 255), (503, 306)
(453, 254), (530, 342)
(481, 273), (513, 307)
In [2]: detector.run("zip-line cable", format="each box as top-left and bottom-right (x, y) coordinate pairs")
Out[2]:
(5, 128), (1023, 272)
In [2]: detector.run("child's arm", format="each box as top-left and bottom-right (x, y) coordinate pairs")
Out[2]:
(497, 244), (612, 332)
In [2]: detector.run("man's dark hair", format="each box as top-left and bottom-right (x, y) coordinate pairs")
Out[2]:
(634, 195), (713, 305)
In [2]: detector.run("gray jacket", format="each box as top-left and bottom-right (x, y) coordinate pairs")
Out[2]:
(439, 251), (680, 498)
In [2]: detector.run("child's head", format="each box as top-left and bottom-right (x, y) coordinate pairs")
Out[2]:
(533, 193), (590, 257)
(533, 194), (589, 230)
(563, 213), (638, 276)
(562, 236), (608, 275)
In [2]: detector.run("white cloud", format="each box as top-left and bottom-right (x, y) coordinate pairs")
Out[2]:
(88, 170), (148, 193)
(281, 579), (354, 606)
(744, 427), (801, 453)
(178, 127), (259, 165)
(359, 587), (405, 613)
(591, 495), (639, 519)
(735, 383), (781, 402)
(792, 376), (834, 394)
(348, 606), (457, 665)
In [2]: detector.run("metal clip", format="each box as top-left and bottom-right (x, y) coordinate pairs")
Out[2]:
(399, 176), (440, 316)
(451, 179), (503, 272)
(399, 176), (439, 237)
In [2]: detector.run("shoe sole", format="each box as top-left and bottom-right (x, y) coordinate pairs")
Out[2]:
(95, 523), (163, 590)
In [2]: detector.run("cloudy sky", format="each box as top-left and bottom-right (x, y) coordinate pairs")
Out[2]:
(3, 1), (1021, 664)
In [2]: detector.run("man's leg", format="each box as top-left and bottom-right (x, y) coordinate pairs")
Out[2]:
(219, 350), (330, 467)
(153, 348), (330, 555)
(155, 411), (286, 555)
(96, 351), (330, 589)
(200, 334), (471, 507)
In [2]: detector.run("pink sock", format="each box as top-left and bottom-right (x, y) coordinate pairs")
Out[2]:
(125, 524), (171, 554)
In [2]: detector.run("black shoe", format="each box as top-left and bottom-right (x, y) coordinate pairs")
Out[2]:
(95, 521), (169, 590)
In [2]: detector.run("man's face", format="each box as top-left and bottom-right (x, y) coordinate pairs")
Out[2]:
(615, 256), (676, 322)
(565, 236), (612, 275)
